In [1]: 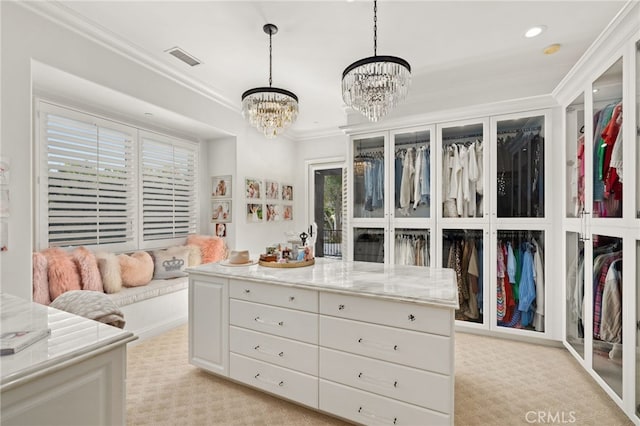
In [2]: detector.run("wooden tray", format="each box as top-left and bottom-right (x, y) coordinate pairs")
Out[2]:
(258, 258), (315, 268)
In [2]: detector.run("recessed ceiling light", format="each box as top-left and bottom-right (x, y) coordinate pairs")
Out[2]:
(144, 112), (153, 116)
(525, 25), (546, 38)
(543, 43), (561, 55)
(593, 88), (599, 93)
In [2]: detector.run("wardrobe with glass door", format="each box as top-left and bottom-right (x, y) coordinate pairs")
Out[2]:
(349, 126), (435, 268)
(562, 34), (639, 423)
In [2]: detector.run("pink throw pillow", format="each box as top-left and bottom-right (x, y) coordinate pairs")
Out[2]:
(186, 235), (227, 264)
(72, 247), (103, 292)
(32, 252), (51, 305)
(118, 251), (154, 287)
(42, 248), (82, 301)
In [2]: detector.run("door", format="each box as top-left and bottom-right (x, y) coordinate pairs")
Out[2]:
(310, 162), (344, 259)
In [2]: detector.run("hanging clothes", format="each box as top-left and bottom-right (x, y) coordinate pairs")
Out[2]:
(599, 259), (622, 343)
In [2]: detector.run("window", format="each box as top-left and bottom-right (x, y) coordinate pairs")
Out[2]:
(37, 101), (199, 251)
(141, 132), (198, 241)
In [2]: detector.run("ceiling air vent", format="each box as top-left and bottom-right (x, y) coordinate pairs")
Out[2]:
(165, 47), (201, 67)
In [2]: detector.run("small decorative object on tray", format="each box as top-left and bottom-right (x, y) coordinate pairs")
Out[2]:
(258, 231), (315, 268)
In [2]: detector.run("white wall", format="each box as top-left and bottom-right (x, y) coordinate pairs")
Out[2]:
(0, 3), (294, 298)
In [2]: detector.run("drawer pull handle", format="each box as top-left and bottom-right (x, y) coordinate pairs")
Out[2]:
(338, 304), (345, 310)
(357, 338), (398, 352)
(289, 296), (295, 302)
(408, 314), (415, 321)
(253, 345), (285, 358)
(244, 289), (251, 294)
(357, 372), (399, 389)
(254, 317), (284, 327)
(358, 406), (397, 424)
(254, 373), (285, 387)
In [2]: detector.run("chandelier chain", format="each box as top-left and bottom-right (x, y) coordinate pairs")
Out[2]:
(373, 0), (377, 56)
(268, 30), (273, 87)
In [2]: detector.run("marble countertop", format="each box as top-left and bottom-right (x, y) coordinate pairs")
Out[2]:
(187, 258), (459, 308)
(1, 293), (136, 390)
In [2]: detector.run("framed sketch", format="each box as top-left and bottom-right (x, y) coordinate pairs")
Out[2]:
(281, 184), (293, 201)
(265, 180), (279, 200)
(212, 175), (231, 198)
(245, 177), (262, 200)
(215, 223), (227, 238)
(265, 204), (281, 222)
(283, 205), (293, 221)
(246, 203), (263, 222)
(211, 199), (231, 223)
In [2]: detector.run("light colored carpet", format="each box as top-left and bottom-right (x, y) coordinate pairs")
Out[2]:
(126, 325), (633, 425)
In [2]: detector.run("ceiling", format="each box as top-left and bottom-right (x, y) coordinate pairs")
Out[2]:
(42, 0), (627, 138)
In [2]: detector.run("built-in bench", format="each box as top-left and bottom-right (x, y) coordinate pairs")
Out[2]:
(106, 277), (189, 343)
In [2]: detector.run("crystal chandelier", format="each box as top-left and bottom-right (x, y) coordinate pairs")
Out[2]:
(342, 0), (411, 122)
(242, 24), (298, 139)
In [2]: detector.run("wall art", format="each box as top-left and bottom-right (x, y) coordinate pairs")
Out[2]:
(212, 175), (231, 198)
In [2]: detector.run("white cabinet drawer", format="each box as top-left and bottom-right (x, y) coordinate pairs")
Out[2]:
(230, 326), (317, 375)
(319, 379), (450, 426)
(320, 316), (451, 374)
(230, 353), (318, 409)
(230, 279), (317, 312)
(320, 292), (451, 336)
(319, 348), (451, 414)
(230, 299), (318, 344)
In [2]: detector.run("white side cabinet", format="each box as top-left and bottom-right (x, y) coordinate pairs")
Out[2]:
(189, 274), (229, 376)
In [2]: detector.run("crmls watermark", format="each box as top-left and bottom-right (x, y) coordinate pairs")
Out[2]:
(525, 411), (577, 424)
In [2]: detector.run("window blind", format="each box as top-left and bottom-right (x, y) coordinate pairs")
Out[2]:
(141, 133), (198, 241)
(43, 111), (135, 247)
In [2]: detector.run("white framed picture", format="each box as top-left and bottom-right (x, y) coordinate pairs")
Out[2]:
(246, 203), (263, 222)
(245, 177), (262, 200)
(281, 183), (293, 201)
(212, 175), (231, 198)
(265, 180), (279, 200)
(283, 204), (293, 221)
(211, 199), (231, 223)
(265, 204), (281, 222)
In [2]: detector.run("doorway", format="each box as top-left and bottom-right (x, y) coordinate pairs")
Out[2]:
(311, 166), (343, 259)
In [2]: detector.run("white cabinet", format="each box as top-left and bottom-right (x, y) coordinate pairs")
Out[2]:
(188, 270), (456, 425)
(318, 292), (454, 423)
(189, 274), (229, 376)
(349, 127), (435, 267)
(559, 21), (639, 424)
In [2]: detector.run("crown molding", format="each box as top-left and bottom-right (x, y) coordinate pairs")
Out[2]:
(552, 0), (640, 106)
(16, 0), (240, 115)
(340, 94), (557, 135)
(290, 126), (345, 141)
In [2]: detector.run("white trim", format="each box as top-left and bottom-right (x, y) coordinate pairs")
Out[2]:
(341, 95), (556, 136)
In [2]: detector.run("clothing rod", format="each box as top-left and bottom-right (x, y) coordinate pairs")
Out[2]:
(395, 139), (430, 147)
(442, 133), (483, 141)
(497, 126), (542, 135)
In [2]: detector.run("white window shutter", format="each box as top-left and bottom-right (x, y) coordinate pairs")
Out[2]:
(42, 110), (135, 247)
(141, 133), (198, 241)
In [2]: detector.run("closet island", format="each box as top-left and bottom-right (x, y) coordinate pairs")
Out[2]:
(187, 258), (458, 425)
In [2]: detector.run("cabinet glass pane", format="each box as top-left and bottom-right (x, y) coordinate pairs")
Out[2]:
(353, 136), (385, 218)
(496, 116), (545, 218)
(496, 230), (545, 331)
(566, 94), (585, 218)
(394, 228), (430, 266)
(394, 130), (431, 218)
(565, 232), (584, 358)
(592, 235), (622, 397)
(443, 229), (483, 323)
(592, 59), (623, 218)
(441, 124), (484, 218)
(353, 228), (384, 263)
